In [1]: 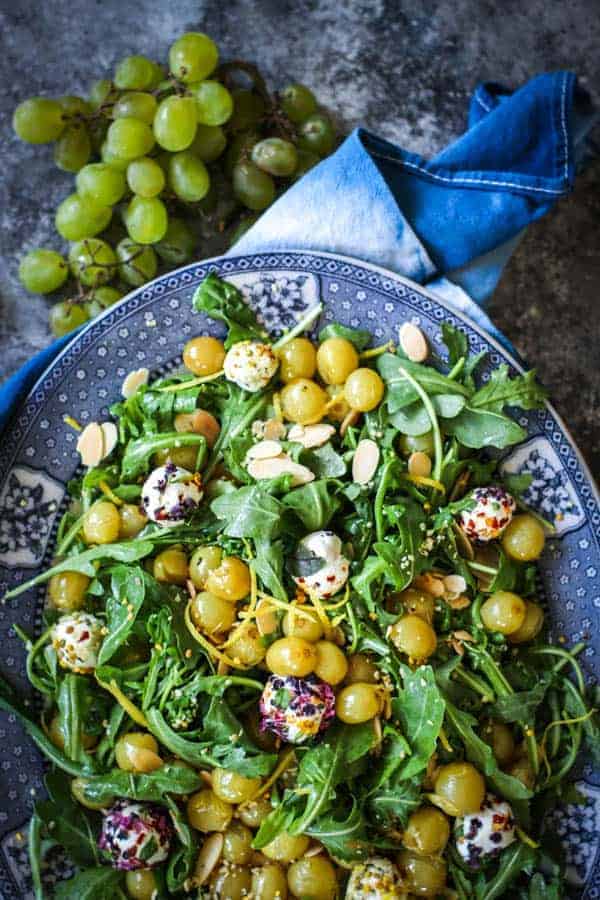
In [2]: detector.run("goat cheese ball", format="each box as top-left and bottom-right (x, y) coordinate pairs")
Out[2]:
(51, 612), (103, 673)
(292, 530), (350, 600)
(259, 674), (335, 744)
(458, 486), (516, 543)
(223, 340), (278, 392)
(99, 801), (173, 870)
(454, 794), (516, 868)
(141, 462), (203, 527)
(346, 857), (405, 900)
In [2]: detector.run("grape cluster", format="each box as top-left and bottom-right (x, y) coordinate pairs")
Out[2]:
(13, 34), (337, 337)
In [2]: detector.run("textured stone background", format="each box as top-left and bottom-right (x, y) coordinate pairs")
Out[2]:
(1, 0), (599, 475)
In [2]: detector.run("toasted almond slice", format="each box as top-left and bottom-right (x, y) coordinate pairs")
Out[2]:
(121, 367), (149, 398)
(444, 574), (467, 597)
(400, 322), (429, 363)
(247, 455), (315, 487)
(414, 573), (446, 598)
(247, 440), (283, 460)
(194, 833), (223, 885)
(408, 451), (432, 478)
(288, 423), (336, 449)
(263, 418), (287, 441)
(453, 629), (475, 642)
(256, 599), (278, 636)
(76, 422), (105, 468)
(101, 422), (118, 458)
(304, 843), (326, 857)
(352, 439), (380, 484)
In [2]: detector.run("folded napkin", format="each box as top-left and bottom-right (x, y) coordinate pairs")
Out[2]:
(0, 71), (595, 433)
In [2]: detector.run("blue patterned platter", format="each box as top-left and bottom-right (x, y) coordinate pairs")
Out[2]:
(0, 251), (598, 898)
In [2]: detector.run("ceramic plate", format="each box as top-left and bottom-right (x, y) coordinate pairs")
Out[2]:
(0, 250), (598, 898)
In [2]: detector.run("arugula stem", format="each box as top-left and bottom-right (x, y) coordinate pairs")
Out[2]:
(398, 367), (443, 482)
(467, 560), (498, 576)
(447, 357), (465, 380)
(272, 303), (323, 351)
(453, 667), (495, 703)
(530, 645), (586, 695)
(28, 813), (44, 900)
(374, 458), (395, 543)
(204, 394), (268, 480)
(158, 370), (224, 392)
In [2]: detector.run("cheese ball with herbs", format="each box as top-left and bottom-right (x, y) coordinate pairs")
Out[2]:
(454, 794), (516, 868)
(141, 462), (203, 526)
(51, 612), (103, 673)
(99, 801), (172, 870)
(458, 486), (516, 542)
(223, 340), (278, 392)
(346, 857), (405, 900)
(292, 530), (350, 600)
(259, 674), (335, 744)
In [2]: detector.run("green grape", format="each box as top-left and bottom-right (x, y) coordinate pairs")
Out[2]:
(232, 161), (275, 211)
(298, 113), (335, 156)
(53, 123), (92, 172)
(168, 32), (218, 83)
(153, 96), (197, 151)
(125, 196), (168, 244)
(127, 157), (165, 197)
(100, 141), (130, 172)
(190, 80), (233, 126)
(280, 83), (317, 123)
(76, 163), (127, 206)
(229, 214), (259, 246)
(294, 148), (320, 178)
(251, 138), (298, 176)
(112, 91), (158, 125)
(189, 124), (227, 162)
(88, 79), (113, 109)
(114, 55), (156, 90)
(13, 97), (65, 143)
(59, 95), (92, 116)
(116, 238), (158, 286)
(18, 249), (68, 294)
(155, 218), (196, 265)
(55, 194), (112, 241)
(224, 130), (259, 176)
(106, 117), (155, 160)
(68, 238), (117, 287)
(168, 152), (210, 202)
(49, 301), (90, 337)
(86, 285), (123, 317)
(148, 62), (166, 89)
(228, 90), (266, 132)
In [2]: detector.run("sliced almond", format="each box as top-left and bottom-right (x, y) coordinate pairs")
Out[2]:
(76, 422), (105, 468)
(288, 423), (336, 449)
(400, 322), (429, 363)
(247, 440), (283, 460)
(414, 573), (446, 598)
(352, 439), (380, 484)
(263, 419), (287, 441)
(408, 451), (432, 478)
(101, 422), (118, 458)
(194, 832), (223, 885)
(443, 574), (467, 597)
(247, 455), (315, 487)
(121, 367), (149, 398)
(256, 599), (278, 636)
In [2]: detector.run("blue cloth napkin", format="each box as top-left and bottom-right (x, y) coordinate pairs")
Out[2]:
(0, 71), (595, 434)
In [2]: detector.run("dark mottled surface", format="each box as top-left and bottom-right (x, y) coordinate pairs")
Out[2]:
(1, 0), (599, 475)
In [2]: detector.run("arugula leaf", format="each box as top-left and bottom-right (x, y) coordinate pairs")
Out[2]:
(166, 795), (197, 893)
(193, 273), (267, 347)
(3, 540), (153, 599)
(318, 322), (371, 350)
(302, 443), (347, 478)
(489, 680), (551, 723)
(470, 366), (547, 413)
(502, 472), (534, 495)
(477, 842), (537, 900)
(441, 322), (469, 367)
(211, 484), (284, 538)
(98, 565), (148, 665)
(442, 407), (527, 450)
(306, 802), (373, 862)
(390, 393), (466, 435)
(366, 774), (422, 831)
(121, 431), (206, 479)
(56, 675), (102, 768)
(444, 700), (533, 803)
(282, 479), (340, 531)
(36, 771), (100, 867)
(377, 353), (469, 412)
(394, 665), (445, 779)
(253, 537), (288, 601)
(54, 867), (124, 899)
(80, 763), (203, 803)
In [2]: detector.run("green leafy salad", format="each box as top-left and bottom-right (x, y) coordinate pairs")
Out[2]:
(2, 274), (598, 900)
